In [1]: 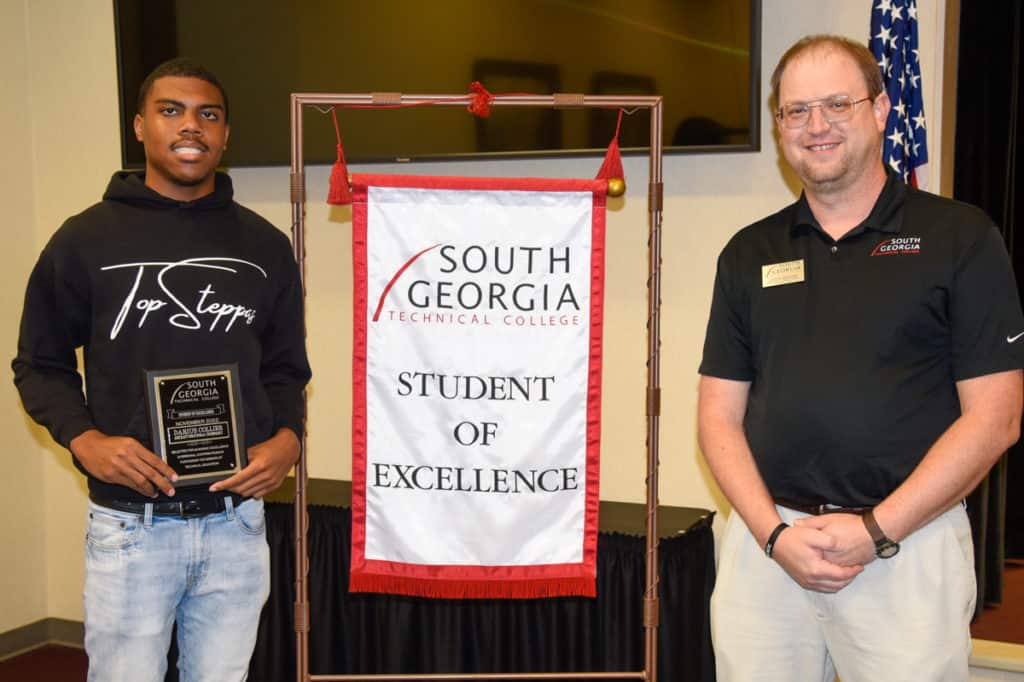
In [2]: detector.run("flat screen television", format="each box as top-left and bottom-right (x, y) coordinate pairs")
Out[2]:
(114, 0), (761, 167)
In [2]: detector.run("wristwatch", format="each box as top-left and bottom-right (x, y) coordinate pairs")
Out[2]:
(863, 509), (900, 558)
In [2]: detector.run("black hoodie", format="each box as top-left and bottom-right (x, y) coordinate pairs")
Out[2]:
(13, 171), (312, 503)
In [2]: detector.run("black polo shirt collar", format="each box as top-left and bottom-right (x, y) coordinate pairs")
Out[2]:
(790, 170), (907, 240)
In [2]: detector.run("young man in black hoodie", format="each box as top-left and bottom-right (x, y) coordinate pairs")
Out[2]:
(13, 59), (311, 681)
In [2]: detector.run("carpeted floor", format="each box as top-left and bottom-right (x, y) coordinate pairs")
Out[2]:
(971, 559), (1024, 644)
(0, 643), (86, 681)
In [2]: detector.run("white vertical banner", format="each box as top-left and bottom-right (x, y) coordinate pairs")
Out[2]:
(350, 174), (606, 599)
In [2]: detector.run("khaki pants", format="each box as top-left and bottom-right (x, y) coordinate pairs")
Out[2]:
(711, 504), (976, 682)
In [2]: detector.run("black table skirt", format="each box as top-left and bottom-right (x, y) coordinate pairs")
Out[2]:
(168, 502), (716, 681)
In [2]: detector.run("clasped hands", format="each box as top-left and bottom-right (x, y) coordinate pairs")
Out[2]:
(770, 513), (877, 593)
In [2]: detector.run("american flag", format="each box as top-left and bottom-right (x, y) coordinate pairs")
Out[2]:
(869, 0), (929, 189)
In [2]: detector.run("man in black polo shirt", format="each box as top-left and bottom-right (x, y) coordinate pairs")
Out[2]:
(699, 34), (1024, 680)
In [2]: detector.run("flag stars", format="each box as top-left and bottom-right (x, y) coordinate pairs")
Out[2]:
(873, 0), (927, 188)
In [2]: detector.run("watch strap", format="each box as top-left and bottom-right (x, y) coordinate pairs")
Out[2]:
(863, 508), (899, 557)
(764, 522), (789, 558)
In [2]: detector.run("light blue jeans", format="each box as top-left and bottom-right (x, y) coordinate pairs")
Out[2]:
(83, 497), (270, 682)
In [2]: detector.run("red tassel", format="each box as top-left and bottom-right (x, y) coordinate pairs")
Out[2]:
(327, 108), (352, 205)
(327, 150), (352, 205)
(596, 136), (623, 181)
(467, 81), (493, 118)
(595, 109), (625, 182)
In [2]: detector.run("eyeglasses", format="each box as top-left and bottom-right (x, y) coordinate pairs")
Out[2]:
(776, 95), (872, 129)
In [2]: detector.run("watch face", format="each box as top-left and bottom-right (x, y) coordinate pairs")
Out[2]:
(877, 541), (900, 559)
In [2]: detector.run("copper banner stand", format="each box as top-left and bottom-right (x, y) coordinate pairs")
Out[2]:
(288, 92), (665, 682)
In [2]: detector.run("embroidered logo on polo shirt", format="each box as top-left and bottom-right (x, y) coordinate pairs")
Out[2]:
(871, 236), (921, 256)
(761, 259), (805, 288)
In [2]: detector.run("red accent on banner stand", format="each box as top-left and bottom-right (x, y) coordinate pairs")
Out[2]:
(596, 109), (625, 183)
(467, 81), (494, 118)
(327, 108), (352, 205)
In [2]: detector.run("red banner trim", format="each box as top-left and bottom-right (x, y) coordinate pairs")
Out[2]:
(350, 174), (604, 599)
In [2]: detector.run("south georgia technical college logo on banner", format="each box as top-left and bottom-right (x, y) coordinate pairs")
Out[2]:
(350, 174), (605, 599)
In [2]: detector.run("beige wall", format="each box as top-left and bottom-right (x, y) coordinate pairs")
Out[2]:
(2, 0), (122, 630)
(3, 0), (947, 629)
(0, 0), (48, 634)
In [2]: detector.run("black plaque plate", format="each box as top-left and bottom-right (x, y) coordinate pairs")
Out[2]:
(145, 364), (246, 486)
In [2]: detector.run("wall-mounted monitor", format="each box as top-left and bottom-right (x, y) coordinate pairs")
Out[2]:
(115, 0), (761, 167)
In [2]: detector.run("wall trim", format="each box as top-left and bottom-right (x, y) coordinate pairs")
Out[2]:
(0, 618), (83, 660)
(972, 639), (1024, 673)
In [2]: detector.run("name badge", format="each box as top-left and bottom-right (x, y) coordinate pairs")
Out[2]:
(761, 259), (805, 288)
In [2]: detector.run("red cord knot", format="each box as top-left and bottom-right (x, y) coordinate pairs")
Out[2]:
(467, 81), (494, 118)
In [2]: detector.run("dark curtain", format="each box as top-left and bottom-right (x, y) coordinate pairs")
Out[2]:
(954, 1), (1024, 612)
(166, 503), (716, 681)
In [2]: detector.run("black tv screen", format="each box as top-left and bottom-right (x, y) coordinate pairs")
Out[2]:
(115, 0), (761, 167)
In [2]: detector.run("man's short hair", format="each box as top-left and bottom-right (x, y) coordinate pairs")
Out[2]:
(136, 58), (229, 122)
(770, 35), (884, 111)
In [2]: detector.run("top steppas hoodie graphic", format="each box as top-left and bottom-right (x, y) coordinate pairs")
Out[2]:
(13, 171), (311, 502)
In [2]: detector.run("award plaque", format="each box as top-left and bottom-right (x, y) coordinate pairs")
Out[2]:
(145, 364), (246, 486)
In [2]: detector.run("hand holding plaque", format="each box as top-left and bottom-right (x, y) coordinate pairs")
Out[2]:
(145, 364), (246, 487)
